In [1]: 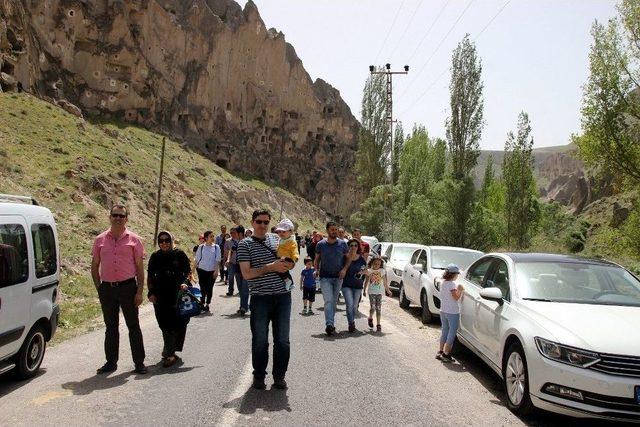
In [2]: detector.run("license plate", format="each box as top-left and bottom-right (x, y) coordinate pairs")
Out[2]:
(636, 386), (640, 404)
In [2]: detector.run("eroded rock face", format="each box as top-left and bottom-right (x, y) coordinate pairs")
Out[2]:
(0, 0), (362, 219)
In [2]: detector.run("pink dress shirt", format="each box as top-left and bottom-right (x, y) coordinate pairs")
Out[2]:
(92, 228), (145, 282)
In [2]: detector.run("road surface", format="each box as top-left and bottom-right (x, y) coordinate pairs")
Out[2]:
(0, 252), (617, 426)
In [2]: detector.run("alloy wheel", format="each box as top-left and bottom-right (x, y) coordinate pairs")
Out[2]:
(506, 351), (525, 406)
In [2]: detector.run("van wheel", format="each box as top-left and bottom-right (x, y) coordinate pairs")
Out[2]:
(503, 341), (535, 416)
(399, 284), (410, 309)
(14, 325), (46, 380)
(420, 291), (433, 324)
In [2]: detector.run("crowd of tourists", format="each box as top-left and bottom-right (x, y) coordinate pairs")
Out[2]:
(90, 204), (458, 389)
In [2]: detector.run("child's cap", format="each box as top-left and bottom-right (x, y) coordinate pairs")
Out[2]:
(275, 218), (295, 232)
(445, 264), (460, 274)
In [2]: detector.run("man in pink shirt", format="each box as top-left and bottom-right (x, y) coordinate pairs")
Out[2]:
(91, 204), (147, 374)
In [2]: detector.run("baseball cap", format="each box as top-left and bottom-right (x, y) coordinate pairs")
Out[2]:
(445, 264), (460, 274)
(275, 218), (295, 232)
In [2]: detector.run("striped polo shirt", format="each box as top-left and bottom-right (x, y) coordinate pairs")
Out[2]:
(237, 236), (287, 295)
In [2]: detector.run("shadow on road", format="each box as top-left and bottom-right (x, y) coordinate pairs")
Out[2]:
(60, 363), (202, 395)
(0, 368), (47, 398)
(220, 313), (249, 320)
(310, 330), (390, 341)
(222, 387), (291, 415)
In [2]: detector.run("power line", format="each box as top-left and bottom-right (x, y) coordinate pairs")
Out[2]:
(388, 0), (425, 62)
(398, 0), (475, 102)
(398, 0), (511, 117)
(405, 0), (451, 65)
(373, 0), (407, 65)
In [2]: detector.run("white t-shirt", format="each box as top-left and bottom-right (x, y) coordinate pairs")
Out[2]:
(367, 268), (386, 295)
(440, 280), (460, 314)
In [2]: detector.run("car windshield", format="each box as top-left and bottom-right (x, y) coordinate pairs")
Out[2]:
(391, 246), (417, 263)
(431, 250), (482, 270)
(516, 262), (640, 307)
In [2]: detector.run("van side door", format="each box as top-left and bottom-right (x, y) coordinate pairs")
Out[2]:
(30, 222), (59, 329)
(0, 216), (31, 360)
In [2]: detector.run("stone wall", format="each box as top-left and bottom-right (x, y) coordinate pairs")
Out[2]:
(0, 0), (362, 220)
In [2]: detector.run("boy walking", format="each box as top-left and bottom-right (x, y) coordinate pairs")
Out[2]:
(300, 258), (316, 315)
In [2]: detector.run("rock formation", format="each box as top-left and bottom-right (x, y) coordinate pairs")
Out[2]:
(0, 0), (362, 220)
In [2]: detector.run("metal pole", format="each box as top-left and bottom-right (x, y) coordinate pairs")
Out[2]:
(154, 137), (166, 242)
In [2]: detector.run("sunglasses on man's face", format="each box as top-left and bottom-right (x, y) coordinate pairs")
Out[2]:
(111, 213), (127, 219)
(254, 220), (270, 225)
(158, 238), (172, 243)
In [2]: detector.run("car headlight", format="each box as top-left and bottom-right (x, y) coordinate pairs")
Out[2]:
(393, 268), (403, 276)
(534, 337), (600, 368)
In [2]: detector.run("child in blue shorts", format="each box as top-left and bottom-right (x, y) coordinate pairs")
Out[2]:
(300, 257), (316, 315)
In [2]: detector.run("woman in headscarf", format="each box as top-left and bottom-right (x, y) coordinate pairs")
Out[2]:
(147, 231), (191, 367)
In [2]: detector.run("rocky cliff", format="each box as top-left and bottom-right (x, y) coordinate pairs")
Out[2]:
(0, 0), (361, 220)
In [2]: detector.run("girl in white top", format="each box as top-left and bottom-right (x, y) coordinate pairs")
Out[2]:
(436, 264), (465, 363)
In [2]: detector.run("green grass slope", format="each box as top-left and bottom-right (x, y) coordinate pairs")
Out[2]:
(0, 93), (327, 342)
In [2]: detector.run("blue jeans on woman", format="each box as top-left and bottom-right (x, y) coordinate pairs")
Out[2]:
(341, 287), (362, 324)
(320, 278), (342, 326)
(250, 292), (291, 380)
(440, 312), (460, 346)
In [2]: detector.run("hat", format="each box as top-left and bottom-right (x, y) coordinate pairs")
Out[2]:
(275, 218), (295, 232)
(445, 264), (460, 274)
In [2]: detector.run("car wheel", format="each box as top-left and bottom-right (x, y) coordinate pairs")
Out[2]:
(14, 325), (46, 380)
(420, 291), (433, 324)
(399, 284), (410, 309)
(503, 341), (535, 416)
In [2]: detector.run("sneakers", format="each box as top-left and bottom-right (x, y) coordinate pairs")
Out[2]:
(440, 353), (454, 363)
(325, 324), (335, 336)
(348, 322), (356, 333)
(376, 324), (382, 332)
(436, 351), (444, 360)
(368, 317), (374, 328)
(273, 378), (288, 390)
(203, 305), (210, 312)
(308, 309), (315, 315)
(252, 377), (266, 390)
(96, 362), (117, 374)
(134, 363), (148, 374)
(301, 307), (308, 315)
(237, 308), (247, 316)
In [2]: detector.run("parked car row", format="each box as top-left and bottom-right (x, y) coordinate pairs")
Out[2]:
(369, 236), (640, 422)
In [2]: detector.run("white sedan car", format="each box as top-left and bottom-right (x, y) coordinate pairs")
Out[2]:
(400, 246), (482, 323)
(381, 243), (426, 292)
(457, 252), (640, 421)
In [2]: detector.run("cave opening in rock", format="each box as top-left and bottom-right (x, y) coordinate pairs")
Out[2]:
(215, 159), (228, 169)
(1, 60), (15, 76)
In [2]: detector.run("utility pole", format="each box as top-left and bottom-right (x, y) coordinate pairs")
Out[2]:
(369, 63), (408, 241)
(154, 137), (167, 243)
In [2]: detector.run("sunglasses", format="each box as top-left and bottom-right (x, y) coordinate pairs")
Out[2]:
(158, 238), (172, 243)
(111, 213), (127, 219)
(349, 243), (359, 247)
(254, 220), (270, 225)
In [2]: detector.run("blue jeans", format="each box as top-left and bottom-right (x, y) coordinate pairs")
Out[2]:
(227, 263), (236, 294)
(341, 287), (362, 324)
(320, 278), (342, 326)
(250, 292), (291, 379)
(235, 268), (249, 311)
(440, 312), (460, 346)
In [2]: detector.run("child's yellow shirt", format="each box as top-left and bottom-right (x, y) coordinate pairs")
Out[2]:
(277, 237), (299, 262)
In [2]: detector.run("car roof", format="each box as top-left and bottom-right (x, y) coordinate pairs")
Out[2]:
(0, 202), (54, 218)
(390, 243), (426, 249)
(430, 246), (483, 253)
(501, 252), (618, 266)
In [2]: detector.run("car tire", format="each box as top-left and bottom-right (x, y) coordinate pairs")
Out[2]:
(420, 291), (433, 324)
(503, 341), (536, 417)
(14, 325), (46, 380)
(399, 284), (410, 309)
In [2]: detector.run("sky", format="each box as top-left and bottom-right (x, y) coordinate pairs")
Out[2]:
(238, 0), (618, 150)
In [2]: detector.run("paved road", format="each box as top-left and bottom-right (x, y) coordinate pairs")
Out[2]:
(0, 251), (619, 426)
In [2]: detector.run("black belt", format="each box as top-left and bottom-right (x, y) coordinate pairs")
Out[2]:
(102, 278), (136, 287)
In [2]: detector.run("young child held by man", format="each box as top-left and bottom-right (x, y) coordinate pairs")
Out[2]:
(274, 218), (299, 289)
(299, 258), (316, 315)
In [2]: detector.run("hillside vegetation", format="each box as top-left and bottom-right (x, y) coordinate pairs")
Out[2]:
(0, 93), (327, 342)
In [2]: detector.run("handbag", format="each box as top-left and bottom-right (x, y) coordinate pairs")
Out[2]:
(177, 287), (202, 318)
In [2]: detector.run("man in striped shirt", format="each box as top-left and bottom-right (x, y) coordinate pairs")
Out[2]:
(238, 209), (294, 390)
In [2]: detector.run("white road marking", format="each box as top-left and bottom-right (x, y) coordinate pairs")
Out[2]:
(216, 356), (254, 426)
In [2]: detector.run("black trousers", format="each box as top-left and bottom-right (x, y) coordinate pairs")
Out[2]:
(153, 302), (188, 358)
(197, 268), (215, 304)
(98, 279), (145, 365)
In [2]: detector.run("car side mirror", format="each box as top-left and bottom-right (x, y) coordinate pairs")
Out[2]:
(414, 263), (423, 272)
(480, 287), (503, 305)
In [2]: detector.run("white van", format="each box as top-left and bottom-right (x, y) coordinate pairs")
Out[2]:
(0, 194), (60, 379)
